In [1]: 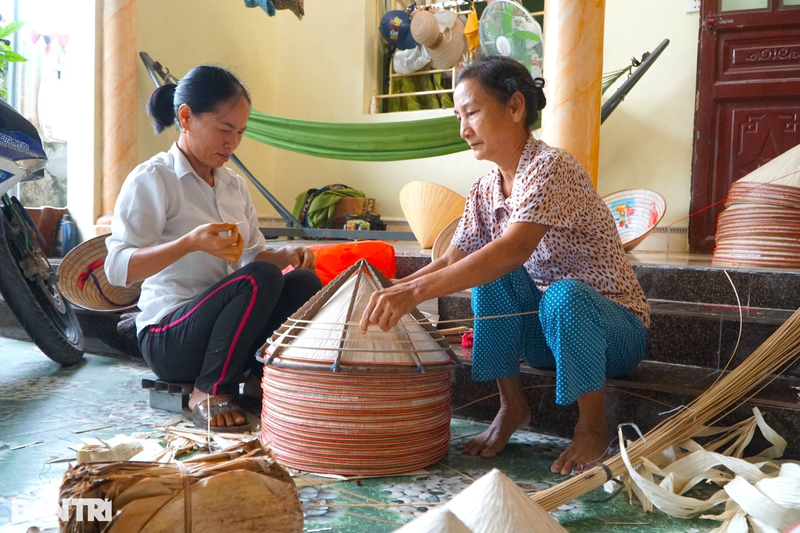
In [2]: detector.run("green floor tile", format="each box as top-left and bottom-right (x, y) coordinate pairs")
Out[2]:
(0, 336), (719, 532)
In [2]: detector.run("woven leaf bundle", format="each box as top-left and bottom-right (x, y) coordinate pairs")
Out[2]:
(59, 440), (303, 533)
(531, 307), (800, 511)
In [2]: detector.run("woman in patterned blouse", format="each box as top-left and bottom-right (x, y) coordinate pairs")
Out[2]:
(360, 55), (650, 475)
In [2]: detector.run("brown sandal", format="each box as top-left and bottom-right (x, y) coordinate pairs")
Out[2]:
(183, 395), (251, 433)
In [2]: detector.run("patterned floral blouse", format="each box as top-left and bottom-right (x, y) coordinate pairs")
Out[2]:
(451, 137), (650, 328)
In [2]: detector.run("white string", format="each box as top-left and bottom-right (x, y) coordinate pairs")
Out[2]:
(266, 342), (450, 354)
(689, 269), (744, 388)
(269, 333), (449, 344)
(721, 269), (744, 373)
(282, 309), (540, 328)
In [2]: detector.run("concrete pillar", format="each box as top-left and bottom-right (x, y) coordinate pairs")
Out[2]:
(541, 0), (605, 188)
(98, 0), (137, 225)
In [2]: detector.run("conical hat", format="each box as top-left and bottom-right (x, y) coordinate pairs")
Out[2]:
(736, 142), (800, 188)
(400, 182), (465, 249)
(264, 259), (457, 373)
(57, 234), (141, 313)
(432, 216), (461, 261)
(395, 508), (472, 533)
(445, 469), (568, 533)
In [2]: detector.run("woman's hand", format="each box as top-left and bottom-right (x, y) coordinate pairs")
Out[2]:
(284, 246), (316, 270)
(360, 283), (420, 333)
(184, 222), (243, 262)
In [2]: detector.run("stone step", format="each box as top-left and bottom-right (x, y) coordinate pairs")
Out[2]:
(438, 291), (795, 376)
(450, 353), (800, 459)
(396, 254), (800, 311)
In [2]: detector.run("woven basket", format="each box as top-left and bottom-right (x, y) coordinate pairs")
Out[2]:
(258, 260), (458, 475)
(58, 234), (141, 313)
(399, 182), (465, 249)
(602, 189), (667, 251)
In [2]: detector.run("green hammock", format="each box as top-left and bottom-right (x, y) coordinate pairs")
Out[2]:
(242, 64), (626, 162)
(244, 110), (468, 162)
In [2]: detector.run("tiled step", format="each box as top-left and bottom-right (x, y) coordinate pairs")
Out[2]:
(450, 353), (800, 459)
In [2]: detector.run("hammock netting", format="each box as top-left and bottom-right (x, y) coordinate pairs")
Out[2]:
(244, 110), (468, 162)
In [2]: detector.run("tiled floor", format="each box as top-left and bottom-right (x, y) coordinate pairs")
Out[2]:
(0, 336), (721, 533)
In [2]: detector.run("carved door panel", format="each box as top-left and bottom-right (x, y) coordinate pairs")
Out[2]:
(689, 0), (800, 252)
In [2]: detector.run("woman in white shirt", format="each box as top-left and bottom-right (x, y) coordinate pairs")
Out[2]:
(106, 66), (321, 432)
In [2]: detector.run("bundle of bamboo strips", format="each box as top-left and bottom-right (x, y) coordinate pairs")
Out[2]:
(59, 440), (303, 533)
(531, 307), (800, 511)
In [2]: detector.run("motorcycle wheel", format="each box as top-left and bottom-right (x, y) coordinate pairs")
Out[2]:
(0, 213), (84, 366)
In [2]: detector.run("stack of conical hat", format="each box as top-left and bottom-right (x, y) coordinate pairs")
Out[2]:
(400, 182), (466, 249)
(258, 259), (459, 475)
(713, 143), (800, 269)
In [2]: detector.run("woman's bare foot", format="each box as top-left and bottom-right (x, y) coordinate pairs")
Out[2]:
(465, 404), (531, 458)
(188, 388), (246, 428)
(550, 425), (608, 475)
(551, 389), (609, 475)
(464, 375), (531, 458)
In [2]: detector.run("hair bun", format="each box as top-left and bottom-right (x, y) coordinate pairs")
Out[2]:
(146, 83), (178, 134)
(532, 77), (547, 111)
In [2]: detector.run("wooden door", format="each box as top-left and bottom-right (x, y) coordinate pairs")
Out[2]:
(689, 0), (800, 253)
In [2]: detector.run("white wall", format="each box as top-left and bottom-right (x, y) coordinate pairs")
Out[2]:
(136, 0), (280, 217)
(599, 1), (700, 228)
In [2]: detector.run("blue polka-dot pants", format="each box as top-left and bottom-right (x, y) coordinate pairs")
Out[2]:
(471, 267), (647, 406)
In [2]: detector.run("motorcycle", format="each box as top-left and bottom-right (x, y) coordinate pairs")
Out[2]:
(0, 98), (84, 365)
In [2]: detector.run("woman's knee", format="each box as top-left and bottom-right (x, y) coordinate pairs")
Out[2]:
(472, 268), (535, 314)
(238, 261), (284, 291)
(540, 280), (592, 309)
(283, 268), (322, 300)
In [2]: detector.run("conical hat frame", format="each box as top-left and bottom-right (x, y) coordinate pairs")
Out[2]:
(257, 259), (460, 375)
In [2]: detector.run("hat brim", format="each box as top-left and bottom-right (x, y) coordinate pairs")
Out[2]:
(58, 234), (141, 313)
(426, 16), (466, 69)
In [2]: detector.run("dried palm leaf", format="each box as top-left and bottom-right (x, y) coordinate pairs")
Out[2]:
(59, 439), (302, 533)
(608, 408), (800, 532)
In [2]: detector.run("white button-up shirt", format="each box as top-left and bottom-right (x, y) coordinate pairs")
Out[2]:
(106, 143), (268, 334)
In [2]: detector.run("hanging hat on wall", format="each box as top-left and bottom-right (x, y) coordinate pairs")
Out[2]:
(380, 10), (418, 50)
(410, 10), (467, 69)
(57, 234), (141, 313)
